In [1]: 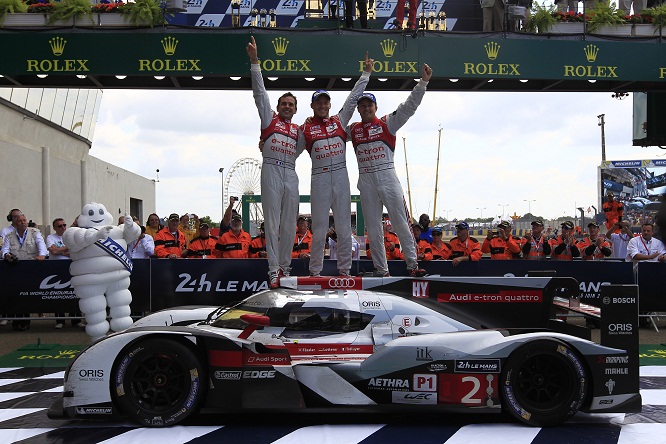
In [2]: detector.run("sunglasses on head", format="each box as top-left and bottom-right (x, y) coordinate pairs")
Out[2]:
(55, 224), (67, 228)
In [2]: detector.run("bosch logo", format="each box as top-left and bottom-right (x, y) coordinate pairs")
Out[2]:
(602, 297), (611, 305)
(612, 298), (636, 304)
(328, 278), (355, 288)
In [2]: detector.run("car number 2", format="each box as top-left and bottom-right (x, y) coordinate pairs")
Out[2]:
(439, 374), (498, 405)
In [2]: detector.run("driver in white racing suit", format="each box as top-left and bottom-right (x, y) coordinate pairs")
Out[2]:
(347, 63), (433, 277)
(247, 36), (303, 288)
(298, 52), (374, 277)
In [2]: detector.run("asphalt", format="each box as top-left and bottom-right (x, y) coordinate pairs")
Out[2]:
(0, 315), (664, 357)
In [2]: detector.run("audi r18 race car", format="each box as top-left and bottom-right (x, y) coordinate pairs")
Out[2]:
(49, 275), (641, 428)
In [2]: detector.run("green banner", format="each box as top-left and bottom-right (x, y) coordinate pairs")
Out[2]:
(0, 30), (665, 83)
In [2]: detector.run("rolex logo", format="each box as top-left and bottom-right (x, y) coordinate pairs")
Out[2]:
(584, 44), (599, 63)
(272, 37), (289, 56)
(49, 37), (66, 56)
(161, 36), (178, 56)
(380, 39), (397, 58)
(484, 42), (500, 61)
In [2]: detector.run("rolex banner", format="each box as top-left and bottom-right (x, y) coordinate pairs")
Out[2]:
(0, 31), (665, 83)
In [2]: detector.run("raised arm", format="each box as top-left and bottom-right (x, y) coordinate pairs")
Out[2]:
(386, 63), (432, 135)
(247, 36), (273, 129)
(338, 52), (373, 126)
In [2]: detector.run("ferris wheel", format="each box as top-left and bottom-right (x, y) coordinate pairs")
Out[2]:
(224, 158), (263, 224)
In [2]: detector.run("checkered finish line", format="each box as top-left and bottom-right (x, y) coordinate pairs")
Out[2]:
(1, 367), (666, 444)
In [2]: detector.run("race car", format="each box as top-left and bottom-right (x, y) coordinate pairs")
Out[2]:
(49, 275), (641, 428)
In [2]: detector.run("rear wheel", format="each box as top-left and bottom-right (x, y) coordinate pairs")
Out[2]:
(112, 338), (205, 427)
(500, 339), (587, 427)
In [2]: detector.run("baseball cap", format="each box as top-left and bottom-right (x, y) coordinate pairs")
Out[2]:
(311, 90), (330, 102)
(357, 92), (377, 104)
(432, 227), (443, 235)
(231, 214), (242, 222)
(297, 215), (308, 222)
(531, 219), (544, 226)
(587, 222), (600, 228)
(498, 221), (511, 229)
(455, 221), (469, 230)
(561, 221), (574, 229)
(168, 213), (179, 221)
(199, 222), (210, 229)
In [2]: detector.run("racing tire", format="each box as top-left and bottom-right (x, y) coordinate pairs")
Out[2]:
(112, 338), (205, 427)
(500, 339), (587, 427)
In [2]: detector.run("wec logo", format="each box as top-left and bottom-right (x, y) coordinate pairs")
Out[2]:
(40, 275), (72, 290)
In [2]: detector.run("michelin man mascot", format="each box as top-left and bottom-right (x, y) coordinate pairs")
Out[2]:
(63, 203), (140, 342)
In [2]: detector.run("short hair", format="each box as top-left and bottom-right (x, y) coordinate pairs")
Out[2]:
(52, 217), (64, 227)
(642, 223), (654, 229)
(278, 92), (297, 109)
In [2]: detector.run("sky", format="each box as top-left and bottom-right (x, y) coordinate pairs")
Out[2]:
(89, 87), (666, 224)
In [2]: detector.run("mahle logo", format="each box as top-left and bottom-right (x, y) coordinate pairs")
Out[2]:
(462, 41), (520, 76)
(27, 36), (89, 73)
(138, 36), (201, 72)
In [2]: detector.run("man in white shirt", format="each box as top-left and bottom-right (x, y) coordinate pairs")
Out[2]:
(327, 227), (360, 261)
(626, 223), (666, 268)
(128, 226), (155, 259)
(46, 218), (70, 260)
(606, 221), (634, 259)
(1, 208), (22, 241)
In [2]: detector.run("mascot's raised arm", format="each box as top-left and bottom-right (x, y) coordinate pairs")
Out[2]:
(63, 203), (140, 342)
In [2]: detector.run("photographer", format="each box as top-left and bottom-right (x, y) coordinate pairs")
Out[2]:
(481, 221), (522, 260)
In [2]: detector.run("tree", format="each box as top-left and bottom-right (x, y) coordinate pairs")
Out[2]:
(199, 215), (219, 228)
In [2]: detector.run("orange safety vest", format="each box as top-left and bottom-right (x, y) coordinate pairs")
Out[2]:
(549, 236), (582, 260)
(153, 228), (187, 258)
(521, 236), (551, 260)
(215, 230), (252, 258)
(415, 238), (433, 261)
(366, 231), (403, 261)
(430, 241), (452, 260)
(481, 235), (522, 260)
(578, 236), (612, 260)
(185, 236), (218, 259)
(292, 230), (313, 257)
(448, 237), (483, 261)
(249, 236), (266, 258)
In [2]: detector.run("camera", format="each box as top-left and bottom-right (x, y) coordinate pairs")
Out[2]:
(491, 230), (499, 236)
(232, 196), (239, 202)
(4, 253), (18, 263)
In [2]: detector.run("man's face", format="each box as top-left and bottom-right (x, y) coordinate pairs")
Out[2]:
(168, 219), (179, 231)
(607, 194), (615, 202)
(357, 99), (377, 122)
(16, 215), (28, 232)
(54, 220), (67, 235)
(10, 210), (22, 227)
(499, 225), (511, 236)
(412, 227), (422, 239)
(199, 227), (210, 238)
(311, 96), (331, 119)
(642, 224), (653, 240)
(588, 226), (599, 238)
(419, 214), (430, 227)
(562, 227), (573, 237)
(531, 224), (544, 236)
(457, 228), (468, 240)
(297, 219), (308, 233)
(231, 219), (242, 233)
(277, 96), (297, 120)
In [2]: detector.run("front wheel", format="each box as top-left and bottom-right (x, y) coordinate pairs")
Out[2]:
(112, 338), (205, 427)
(500, 339), (587, 427)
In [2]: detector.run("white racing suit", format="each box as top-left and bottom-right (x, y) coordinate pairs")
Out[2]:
(347, 79), (429, 275)
(251, 64), (302, 275)
(298, 72), (370, 276)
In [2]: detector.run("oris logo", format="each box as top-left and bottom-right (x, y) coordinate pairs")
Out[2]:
(361, 300), (381, 308)
(327, 278), (356, 288)
(608, 323), (632, 332)
(79, 369), (104, 378)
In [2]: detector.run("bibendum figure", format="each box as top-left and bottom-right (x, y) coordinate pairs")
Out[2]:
(63, 203), (140, 341)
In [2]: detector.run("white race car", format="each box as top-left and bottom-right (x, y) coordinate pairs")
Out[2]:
(49, 275), (641, 427)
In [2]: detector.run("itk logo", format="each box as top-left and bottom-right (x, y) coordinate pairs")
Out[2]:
(27, 36), (89, 73)
(564, 43), (618, 78)
(462, 41), (520, 76)
(138, 36), (202, 72)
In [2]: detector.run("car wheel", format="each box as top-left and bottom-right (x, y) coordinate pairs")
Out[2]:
(500, 339), (587, 427)
(112, 338), (205, 427)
